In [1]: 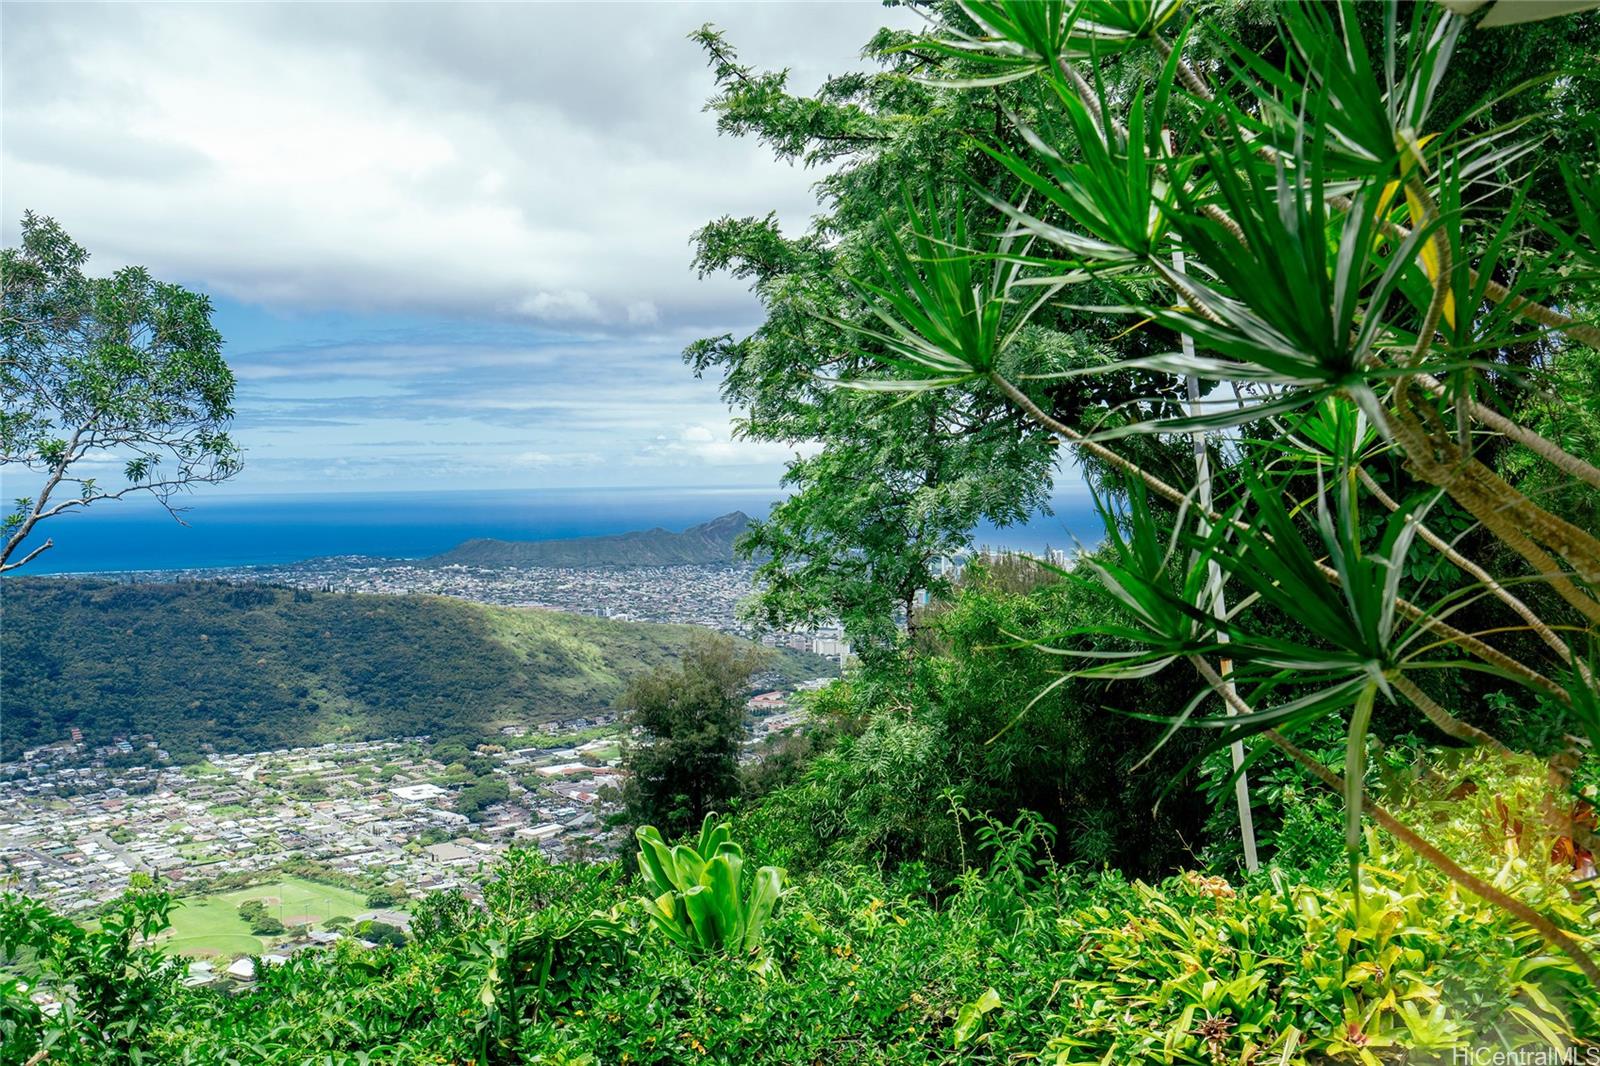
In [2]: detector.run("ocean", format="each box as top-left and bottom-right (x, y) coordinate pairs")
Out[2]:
(7, 487), (1102, 576)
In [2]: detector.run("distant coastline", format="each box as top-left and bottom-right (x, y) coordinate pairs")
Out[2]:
(7, 485), (1100, 576)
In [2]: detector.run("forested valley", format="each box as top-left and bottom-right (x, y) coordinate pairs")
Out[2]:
(2, 577), (832, 761)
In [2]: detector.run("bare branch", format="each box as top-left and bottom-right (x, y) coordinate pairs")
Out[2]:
(0, 536), (53, 573)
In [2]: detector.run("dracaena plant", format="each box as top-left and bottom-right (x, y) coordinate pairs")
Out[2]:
(635, 813), (785, 957)
(825, 0), (1600, 982)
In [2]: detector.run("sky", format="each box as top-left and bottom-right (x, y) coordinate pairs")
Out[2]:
(1, 1), (923, 495)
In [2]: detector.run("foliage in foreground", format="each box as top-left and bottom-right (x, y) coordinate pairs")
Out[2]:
(735, 563), (1216, 881)
(709, 0), (1600, 982)
(3, 787), (1596, 1066)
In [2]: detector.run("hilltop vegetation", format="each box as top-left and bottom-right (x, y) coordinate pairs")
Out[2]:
(4, 778), (1596, 1064)
(426, 512), (752, 568)
(7, 0), (1600, 1062)
(0, 578), (833, 760)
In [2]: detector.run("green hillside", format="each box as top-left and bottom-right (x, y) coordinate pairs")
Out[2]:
(1, 577), (833, 760)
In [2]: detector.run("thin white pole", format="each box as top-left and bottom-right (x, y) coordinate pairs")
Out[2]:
(1166, 130), (1259, 872)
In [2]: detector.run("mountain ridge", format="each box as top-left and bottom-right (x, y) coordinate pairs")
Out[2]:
(425, 511), (754, 568)
(1, 576), (831, 761)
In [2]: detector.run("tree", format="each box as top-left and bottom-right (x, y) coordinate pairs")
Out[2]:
(357, 920), (408, 948)
(455, 775), (510, 822)
(237, 898), (286, 936)
(687, 4), (1600, 665)
(619, 632), (767, 838)
(686, 21), (1187, 657)
(0, 877), (181, 1063)
(806, 0), (1600, 979)
(1, 212), (240, 571)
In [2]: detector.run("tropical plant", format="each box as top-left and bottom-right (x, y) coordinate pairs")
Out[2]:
(0, 876), (182, 1064)
(635, 814), (785, 956)
(1048, 845), (1597, 1064)
(816, 0), (1600, 981)
(469, 908), (624, 1066)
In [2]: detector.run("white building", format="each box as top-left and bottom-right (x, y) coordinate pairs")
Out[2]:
(390, 783), (448, 803)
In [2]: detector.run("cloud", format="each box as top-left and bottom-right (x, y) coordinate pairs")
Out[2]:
(0, 3), (913, 495)
(639, 422), (819, 468)
(1, 2), (916, 333)
(509, 450), (601, 468)
(516, 291), (603, 322)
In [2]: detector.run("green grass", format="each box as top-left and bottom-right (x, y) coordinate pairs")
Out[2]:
(162, 933), (266, 957)
(185, 762), (229, 778)
(156, 876), (372, 959)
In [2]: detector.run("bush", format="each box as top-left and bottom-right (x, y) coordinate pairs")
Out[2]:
(12, 826), (1595, 1064)
(236, 898), (286, 937)
(736, 572), (1213, 883)
(354, 921), (407, 948)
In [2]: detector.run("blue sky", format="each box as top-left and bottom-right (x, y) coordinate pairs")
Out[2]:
(209, 298), (803, 493)
(2, 2), (923, 495)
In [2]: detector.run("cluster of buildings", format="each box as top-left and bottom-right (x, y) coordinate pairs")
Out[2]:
(0, 687), (832, 925)
(743, 683), (829, 748)
(0, 733), (631, 916)
(759, 624), (850, 661)
(96, 559), (764, 632)
(77, 559), (856, 650)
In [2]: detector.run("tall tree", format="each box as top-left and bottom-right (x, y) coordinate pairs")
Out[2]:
(1, 212), (240, 571)
(619, 632), (767, 839)
(687, 3), (1599, 659)
(686, 19), (1187, 655)
(809, 0), (1600, 979)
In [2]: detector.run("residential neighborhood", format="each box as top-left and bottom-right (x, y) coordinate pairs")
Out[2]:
(0, 729), (629, 917)
(1, 692), (826, 923)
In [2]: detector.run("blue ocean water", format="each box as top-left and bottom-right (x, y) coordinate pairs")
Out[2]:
(8, 486), (1101, 575)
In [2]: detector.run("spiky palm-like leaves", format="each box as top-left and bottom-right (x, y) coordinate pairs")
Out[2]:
(817, 0), (1600, 979)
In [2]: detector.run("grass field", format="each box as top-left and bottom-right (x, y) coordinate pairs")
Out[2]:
(155, 876), (371, 959)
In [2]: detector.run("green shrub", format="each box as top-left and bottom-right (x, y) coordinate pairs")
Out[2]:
(1047, 850), (1598, 1064)
(635, 814), (785, 957)
(11, 838), (1594, 1064)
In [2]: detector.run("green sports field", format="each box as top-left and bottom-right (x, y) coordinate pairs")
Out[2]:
(156, 876), (371, 959)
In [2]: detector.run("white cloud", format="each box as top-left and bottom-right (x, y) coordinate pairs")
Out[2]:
(0, 2), (914, 494)
(509, 450), (602, 468)
(638, 421), (819, 468)
(626, 300), (661, 326)
(516, 290), (603, 322)
(1, 2), (917, 332)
